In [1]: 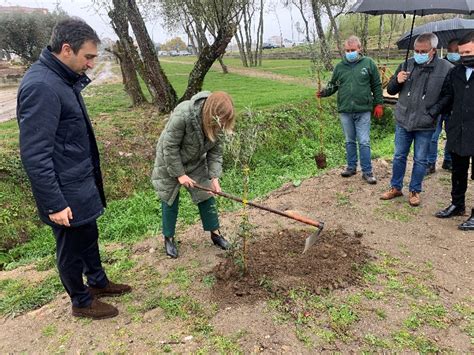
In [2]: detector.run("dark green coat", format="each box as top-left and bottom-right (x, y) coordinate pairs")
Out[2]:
(151, 91), (223, 206)
(321, 56), (383, 113)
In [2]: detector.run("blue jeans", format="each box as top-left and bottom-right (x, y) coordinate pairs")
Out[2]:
(391, 125), (434, 193)
(428, 114), (452, 164)
(339, 112), (372, 173)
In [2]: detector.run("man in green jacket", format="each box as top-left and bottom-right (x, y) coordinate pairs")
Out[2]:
(318, 35), (384, 184)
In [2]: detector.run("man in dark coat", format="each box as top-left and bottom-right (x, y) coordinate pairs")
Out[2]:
(380, 33), (452, 207)
(430, 31), (474, 230)
(17, 19), (131, 319)
(426, 39), (460, 174)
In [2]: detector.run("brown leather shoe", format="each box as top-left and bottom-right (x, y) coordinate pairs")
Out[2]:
(72, 298), (118, 319)
(408, 191), (421, 207)
(380, 187), (403, 200)
(88, 281), (132, 298)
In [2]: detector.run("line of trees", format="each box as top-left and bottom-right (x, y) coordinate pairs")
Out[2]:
(0, 0), (459, 114)
(0, 9), (68, 64)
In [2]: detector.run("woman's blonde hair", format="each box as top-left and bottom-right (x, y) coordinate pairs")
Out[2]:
(202, 91), (235, 142)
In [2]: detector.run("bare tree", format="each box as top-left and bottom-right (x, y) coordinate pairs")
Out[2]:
(125, 0), (177, 112)
(108, 0), (157, 106)
(105, 0), (247, 112)
(377, 15), (384, 62)
(158, 0), (245, 102)
(107, 41), (147, 106)
(309, 0), (333, 70)
(235, 0), (264, 67)
(361, 13), (369, 54)
(386, 14), (401, 59)
(321, 0), (349, 56)
(288, 0), (311, 43)
(162, 1), (229, 73)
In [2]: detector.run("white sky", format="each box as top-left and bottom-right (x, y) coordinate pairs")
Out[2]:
(1, 0), (317, 44)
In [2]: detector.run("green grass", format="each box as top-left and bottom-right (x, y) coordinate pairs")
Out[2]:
(0, 274), (63, 316)
(0, 60), (396, 317)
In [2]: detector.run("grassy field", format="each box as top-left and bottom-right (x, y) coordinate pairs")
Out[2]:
(0, 57), (396, 312)
(170, 55), (402, 80)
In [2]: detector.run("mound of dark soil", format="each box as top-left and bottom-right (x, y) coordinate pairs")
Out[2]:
(211, 228), (371, 304)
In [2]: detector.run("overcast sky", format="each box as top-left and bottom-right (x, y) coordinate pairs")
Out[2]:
(1, 0), (316, 44)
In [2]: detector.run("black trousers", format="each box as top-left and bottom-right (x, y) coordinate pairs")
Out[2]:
(51, 220), (108, 307)
(451, 152), (473, 210)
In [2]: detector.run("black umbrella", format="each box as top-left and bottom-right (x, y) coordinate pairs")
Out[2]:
(349, 0), (474, 68)
(349, 0), (474, 15)
(397, 18), (474, 49)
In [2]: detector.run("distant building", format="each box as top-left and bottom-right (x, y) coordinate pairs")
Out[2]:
(268, 35), (283, 47)
(0, 6), (49, 15)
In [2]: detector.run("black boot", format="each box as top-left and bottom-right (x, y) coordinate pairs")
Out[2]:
(435, 204), (465, 218)
(164, 236), (178, 258)
(341, 167), (356, 177)
(210, 231), (230, 250)
(458, 210), (474, 231)
(441, 160), (452, 171)
(426, 163), (436, 175)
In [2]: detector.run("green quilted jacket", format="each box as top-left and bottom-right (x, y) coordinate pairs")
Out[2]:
(151, 91), (223, 206)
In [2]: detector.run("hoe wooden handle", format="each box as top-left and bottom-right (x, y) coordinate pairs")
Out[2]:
(193, 184), (322, 229)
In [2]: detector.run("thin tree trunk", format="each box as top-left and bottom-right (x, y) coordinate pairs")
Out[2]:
(387, 15), (396, 60)
(109, 42), (147, 106)
(256, 0), (264, 66)
(218, 55), (229, 74)
(243, 6), (254, 66)
(109, 0), (155, 104)
(324, 2), (343, 56)
(361, 14), (369, 55)
(126, 0), (177, 113)
(377, 15), (384, 62)
(180, 25), (235, 102)
(310, 0), (333, 71)
(235, 29), (248, 67)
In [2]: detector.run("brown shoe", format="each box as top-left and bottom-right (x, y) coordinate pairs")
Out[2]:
(408, 191), (420, 207)
(88, 281), (132, 298)
(380, 187), (403, 200)
(72, 298), (118, 319)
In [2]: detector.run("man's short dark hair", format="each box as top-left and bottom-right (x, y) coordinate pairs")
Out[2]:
(50, 18), (100, 54)
(459, 31), (474, 46)
(447, 38), (459, 46)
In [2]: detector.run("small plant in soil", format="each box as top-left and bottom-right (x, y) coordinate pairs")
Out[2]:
(307, 41), (328, 170)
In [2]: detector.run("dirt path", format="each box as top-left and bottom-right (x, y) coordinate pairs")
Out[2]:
(1, 159), (472, 353)
(160, 58), (316, 87)
(0, 87), (18, 123)
(0, 61), (120, 124)
(89, 61), (121, 86)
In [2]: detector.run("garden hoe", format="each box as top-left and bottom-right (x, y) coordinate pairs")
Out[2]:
(194, 184), (324, 253)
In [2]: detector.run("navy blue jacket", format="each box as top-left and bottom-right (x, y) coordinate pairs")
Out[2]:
(429, 65), (474, 156)
(17, 47), (106, 227)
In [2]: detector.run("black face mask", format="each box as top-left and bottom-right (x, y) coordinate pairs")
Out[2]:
(461, 55), (474, 68)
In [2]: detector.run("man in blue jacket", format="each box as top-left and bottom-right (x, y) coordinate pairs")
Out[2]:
(17, 19), (131, 319)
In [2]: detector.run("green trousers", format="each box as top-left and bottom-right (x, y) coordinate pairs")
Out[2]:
(162, 192), (220, 237)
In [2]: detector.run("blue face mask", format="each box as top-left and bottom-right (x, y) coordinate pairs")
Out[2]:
(345, 51), (359, 62)
(414, 52), (430, 65)
(447, 52), (461, 63)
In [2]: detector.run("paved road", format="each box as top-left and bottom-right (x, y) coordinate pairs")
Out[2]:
(0, 61), (120, 124)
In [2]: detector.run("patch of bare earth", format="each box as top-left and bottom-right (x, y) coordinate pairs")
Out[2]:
(0, 159), (473, 353)
(212, 228), (369, 303)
